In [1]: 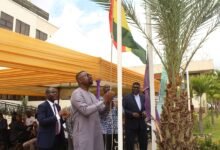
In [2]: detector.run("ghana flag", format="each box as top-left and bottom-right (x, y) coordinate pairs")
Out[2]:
(109, 0), (146, 64)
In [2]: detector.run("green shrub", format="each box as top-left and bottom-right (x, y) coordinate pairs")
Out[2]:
(195, 136), (220, 150)
(204, 119), (211, 129)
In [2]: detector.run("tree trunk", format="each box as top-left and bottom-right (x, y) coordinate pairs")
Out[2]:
(155, 83), (195, 150)
(211, 103), (214, 125)
(215, 102), (219, 118)
(199, 96), (203, 134)
(198, 108), (203, 134)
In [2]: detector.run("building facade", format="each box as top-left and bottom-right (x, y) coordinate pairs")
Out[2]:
(0, 0), (58, 41)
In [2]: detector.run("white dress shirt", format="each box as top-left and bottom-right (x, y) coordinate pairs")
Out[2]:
(134, 94), (141, 110)
(47, 100), (61, 134)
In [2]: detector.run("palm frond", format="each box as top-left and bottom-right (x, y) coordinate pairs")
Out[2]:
(146, 0), (220, 82)
(90, 0), (110, 10)
(89, 0), (220, 82)
(191, 74), (211, 96)
(123, 1), (146, 35)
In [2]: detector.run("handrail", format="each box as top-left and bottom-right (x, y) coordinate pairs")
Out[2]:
(0, 101), (36, 115)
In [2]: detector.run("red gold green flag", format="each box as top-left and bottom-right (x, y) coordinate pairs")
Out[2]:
(109, 0), (146, 64)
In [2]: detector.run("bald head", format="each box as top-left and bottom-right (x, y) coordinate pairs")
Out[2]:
(45, 87), (58, 102)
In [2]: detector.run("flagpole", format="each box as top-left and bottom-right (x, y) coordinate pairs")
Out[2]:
(117, 0), (123, 150)
(146, 4), (156, 150)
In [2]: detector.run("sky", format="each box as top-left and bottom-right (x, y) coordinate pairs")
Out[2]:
(31, 0), (220, 69)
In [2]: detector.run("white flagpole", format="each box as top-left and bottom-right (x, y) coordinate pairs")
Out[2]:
(117, 0), (123, 150)
(146, 4), (156, 150)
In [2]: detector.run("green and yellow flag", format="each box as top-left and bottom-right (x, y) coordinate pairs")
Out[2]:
(109, 0), (146, 64)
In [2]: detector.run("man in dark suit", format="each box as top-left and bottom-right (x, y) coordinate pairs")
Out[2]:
(123, 82), (147, 150)
(37, 87), (69, 150)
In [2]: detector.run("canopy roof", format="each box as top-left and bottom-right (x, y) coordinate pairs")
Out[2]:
(0, 28), (159, 96)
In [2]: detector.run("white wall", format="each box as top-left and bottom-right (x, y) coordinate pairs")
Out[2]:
(192, 93), (207, 110)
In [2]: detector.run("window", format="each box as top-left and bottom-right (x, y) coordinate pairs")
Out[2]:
(0, 12), (13, 30)
(36, 29), (47, 41)
(15, 19), (30, 36)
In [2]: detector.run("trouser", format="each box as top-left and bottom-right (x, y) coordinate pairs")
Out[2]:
(103, 134), (118, 150)
(125, 128), (147, 150)
(38, 134), (66, 150)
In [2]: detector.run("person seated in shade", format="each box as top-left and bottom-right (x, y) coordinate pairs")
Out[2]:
(25, 111), (36, 127)
(23, 120), (38, 150)
(9, 113), (28, 144)
(0, 113), (8, 150)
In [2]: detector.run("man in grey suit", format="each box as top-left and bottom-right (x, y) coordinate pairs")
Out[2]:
(70, 71), (114, 150)
(123, 82), (147, 150)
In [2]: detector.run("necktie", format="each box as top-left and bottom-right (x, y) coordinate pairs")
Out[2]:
(53, 104), (60, 135)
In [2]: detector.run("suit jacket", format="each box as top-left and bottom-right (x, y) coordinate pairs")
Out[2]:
(37, 101), (65, 149)
(123, 93), (147, 130)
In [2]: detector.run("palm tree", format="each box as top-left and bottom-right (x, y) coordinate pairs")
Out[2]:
(206, 72), (220, 125)
(21, 95), (28, 113)
(90, 0), (220, 149)
(191, 75), (211, 134)
(211, 70), (220, 118)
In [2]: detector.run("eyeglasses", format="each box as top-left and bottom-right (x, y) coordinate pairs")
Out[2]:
(79, 73), (91, 79)
(47, 91), (58, 94)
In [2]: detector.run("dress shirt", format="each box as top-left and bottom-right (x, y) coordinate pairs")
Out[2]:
(134, 94), (141, 110)
(47, 100), (61, 134)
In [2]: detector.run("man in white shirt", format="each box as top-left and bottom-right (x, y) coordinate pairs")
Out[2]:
(36, 87), (69, 150)
(123, 82), (148, 150)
